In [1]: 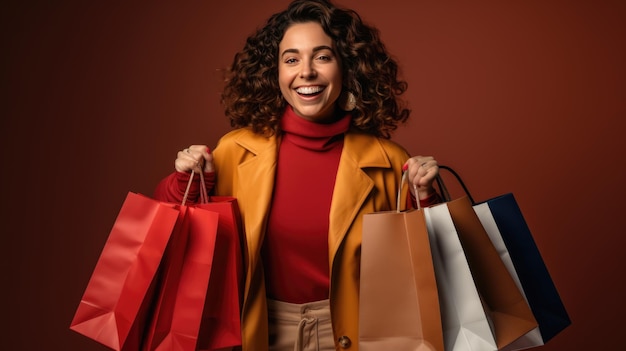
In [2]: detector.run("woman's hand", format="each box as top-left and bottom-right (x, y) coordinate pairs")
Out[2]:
(174, 145), (214, 173)
(403, 156), (439, 200)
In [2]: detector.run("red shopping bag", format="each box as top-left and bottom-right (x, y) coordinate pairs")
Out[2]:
(196, 196), (244, 351)
(140, 203), (195, 351)
(144, 206), (220, 351)
(144, 171), (244, 351)
(70, 191), (183, 350)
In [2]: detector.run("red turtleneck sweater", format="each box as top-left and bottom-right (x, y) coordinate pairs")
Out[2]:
(262, 107), (351, 304)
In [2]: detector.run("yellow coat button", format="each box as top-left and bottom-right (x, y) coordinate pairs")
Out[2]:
(338, 336), (352, 348)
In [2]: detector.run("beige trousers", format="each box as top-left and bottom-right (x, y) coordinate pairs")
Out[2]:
(267, 299), (335, 351)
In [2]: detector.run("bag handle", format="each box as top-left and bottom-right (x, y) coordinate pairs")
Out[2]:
(397, 171), (421, 212)
(181, 169), (209, 206)
(435, 165), (476, 204)
(198, 170), (209, 204)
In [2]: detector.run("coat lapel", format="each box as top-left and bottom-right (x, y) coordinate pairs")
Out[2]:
(234, 133), (278, 270)
(328, 133), (392, 261)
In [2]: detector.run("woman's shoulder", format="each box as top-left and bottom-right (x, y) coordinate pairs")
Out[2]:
(215, 128), (277, 155)
(216, 128), (267, 145)
(346, 132), (410, 157)
(378, 136), (410, 154)
(218, 128), (256, 142)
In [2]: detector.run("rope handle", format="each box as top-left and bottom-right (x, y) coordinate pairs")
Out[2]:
(198, 170), (209, 204)
(181, 168), (209, 206)
(396, 170), (421, 213)
(436, 165), (476, 204)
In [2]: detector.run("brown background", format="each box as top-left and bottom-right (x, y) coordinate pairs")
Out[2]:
(2, 0), (625, 350)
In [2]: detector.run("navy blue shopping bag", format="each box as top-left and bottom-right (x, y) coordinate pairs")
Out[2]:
(485, 193), (571, 342)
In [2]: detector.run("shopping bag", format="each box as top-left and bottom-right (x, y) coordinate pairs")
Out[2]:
(481, 195), (570, 343)
(473, 202), (544, 351)
(70, 191), (183, 351)
(359, 172), (444, 350)
(445, 196), (537, 349)
(144, 206), (221, 351)
(141, 202), (193, 350)
(195, 196), (244, 351)
(424, 203), (498, 351)
(144, 171), (244, 351)
(438, 165), (571, 348)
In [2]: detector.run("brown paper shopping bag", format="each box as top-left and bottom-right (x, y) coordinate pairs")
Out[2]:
(446, 196), (538, 349)
(359, 172), (444, 350)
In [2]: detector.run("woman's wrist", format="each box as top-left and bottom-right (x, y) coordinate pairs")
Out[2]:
(419, 191), (442, 207)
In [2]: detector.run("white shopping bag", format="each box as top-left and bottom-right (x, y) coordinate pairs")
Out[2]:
(424, 204), (497, 351)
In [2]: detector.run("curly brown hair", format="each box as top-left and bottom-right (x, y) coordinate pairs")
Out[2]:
(221, 0), (410, 138)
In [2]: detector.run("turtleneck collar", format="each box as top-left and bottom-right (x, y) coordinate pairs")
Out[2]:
(280, 106), (351, 151)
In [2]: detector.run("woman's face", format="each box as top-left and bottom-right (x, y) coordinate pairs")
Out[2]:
(278, 21), (343, 123)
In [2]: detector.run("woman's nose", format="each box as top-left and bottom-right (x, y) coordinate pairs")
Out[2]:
(299, 61), (317, 79)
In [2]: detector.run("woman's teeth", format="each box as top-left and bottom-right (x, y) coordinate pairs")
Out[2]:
(296, 86), (324, 95)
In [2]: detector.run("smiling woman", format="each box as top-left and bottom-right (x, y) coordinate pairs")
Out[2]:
(3, 0), (623, 349)
(152, 0), (442, 350)
(278, 22), (343, 123)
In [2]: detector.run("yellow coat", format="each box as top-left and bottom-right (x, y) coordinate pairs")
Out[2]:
(212, 128), (411, 351)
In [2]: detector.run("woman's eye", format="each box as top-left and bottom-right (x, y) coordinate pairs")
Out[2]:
(284, 57), (298, 64)
(317, 55), (331, 61)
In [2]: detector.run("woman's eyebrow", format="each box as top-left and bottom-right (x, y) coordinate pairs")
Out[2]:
(280, 45), (334, 58)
